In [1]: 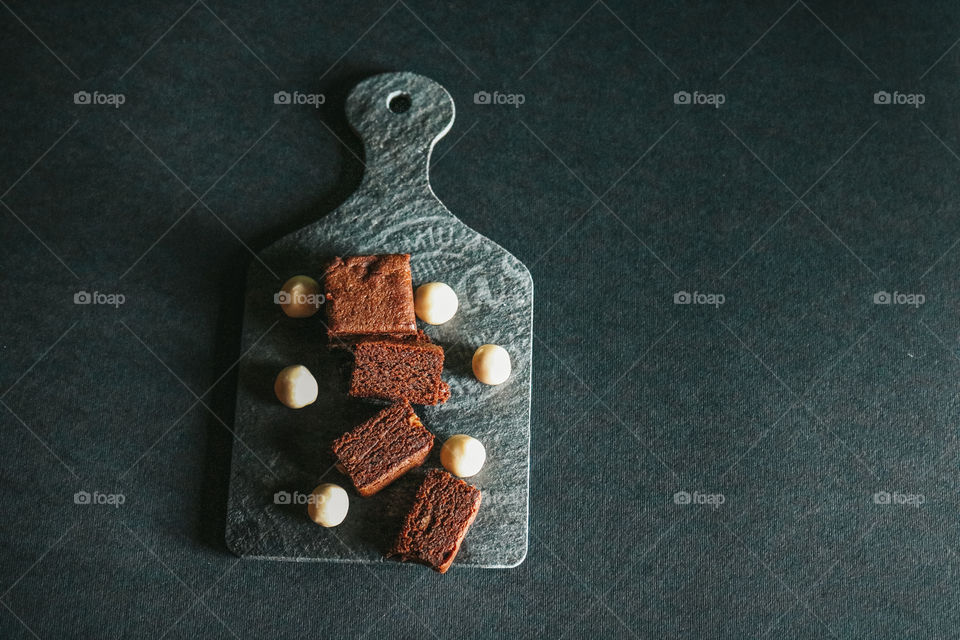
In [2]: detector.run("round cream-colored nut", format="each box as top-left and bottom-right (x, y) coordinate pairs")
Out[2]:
(279, 275), (322, 318)
(441, 434), (486, 478)
(274, 365), (318, 408)
(307, 483), (349, 527)
(414, 282), (458, 325)
(472, 344), (511, 385)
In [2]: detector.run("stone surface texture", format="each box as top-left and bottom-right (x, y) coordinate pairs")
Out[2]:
(226, 72), (533, 568)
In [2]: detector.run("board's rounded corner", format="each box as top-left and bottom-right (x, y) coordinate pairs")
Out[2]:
(503, 538), (529, 569)
(518, 260), (534, 295)
(224, 525), (249, 559)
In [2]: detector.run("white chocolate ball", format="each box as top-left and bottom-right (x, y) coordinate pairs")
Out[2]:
(274, 365), (318, 408)
(307, 483), (349, 527)
(440, 435), (487, 478)
(414, 282), (459, 325)
(279, 275), (322, 318)
(472, 344), (511, 385)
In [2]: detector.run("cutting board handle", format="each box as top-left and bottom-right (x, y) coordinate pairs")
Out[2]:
(345, 72), (456, 195)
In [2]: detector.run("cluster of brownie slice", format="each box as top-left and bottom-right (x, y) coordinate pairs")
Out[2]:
(325, 254), (450, 405)
(323, 254), (481, 573)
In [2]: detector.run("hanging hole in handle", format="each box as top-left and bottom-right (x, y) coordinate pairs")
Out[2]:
(387, 91), (412, 114)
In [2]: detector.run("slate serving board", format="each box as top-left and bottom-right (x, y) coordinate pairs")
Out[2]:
(225, 72), (533, 569)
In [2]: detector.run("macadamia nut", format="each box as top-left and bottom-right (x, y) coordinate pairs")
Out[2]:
(472, 344), (511, 385)
(440, 434), (487, 478)
(274, 365), (318, 408)
(307, 483), (349, 527)
(279, 275), (322, 318)
(414, 282), (458, 325)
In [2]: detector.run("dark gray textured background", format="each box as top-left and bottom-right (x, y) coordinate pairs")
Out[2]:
(2, 1), (960, 638)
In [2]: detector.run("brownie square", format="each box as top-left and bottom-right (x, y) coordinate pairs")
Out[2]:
(391, 469), (482, 573)
(349, 339), (450, 405)
(324, 254), (417, 341)
(331, 400), (434, 497)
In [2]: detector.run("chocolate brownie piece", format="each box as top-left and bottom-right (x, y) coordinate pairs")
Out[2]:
(331, 400), (434, 497)
(350, 339), (450, 405)
(391, 469), (482, 573)
(324, 254), (417, 342)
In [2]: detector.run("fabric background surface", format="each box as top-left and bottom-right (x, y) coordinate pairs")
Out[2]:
(2, 2), (960, 638)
